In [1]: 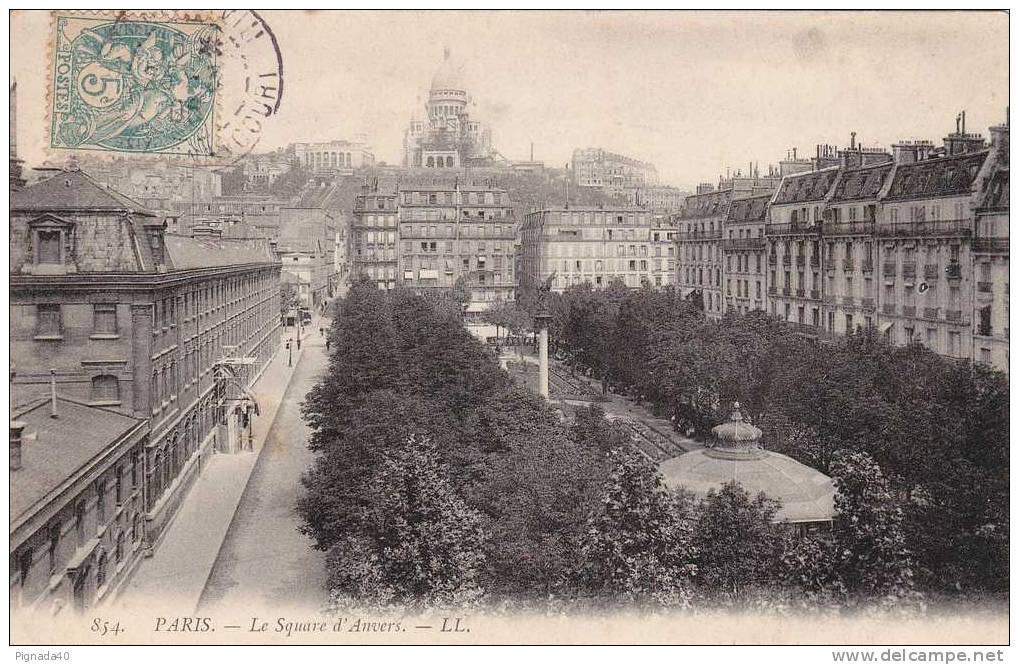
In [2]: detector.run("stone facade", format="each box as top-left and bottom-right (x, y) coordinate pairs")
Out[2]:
(9, 169), (282, 613)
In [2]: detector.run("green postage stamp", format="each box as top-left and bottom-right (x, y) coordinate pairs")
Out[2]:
(49, 12), (220, 157)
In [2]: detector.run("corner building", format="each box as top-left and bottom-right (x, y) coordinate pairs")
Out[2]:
(9, 169), (282, 612)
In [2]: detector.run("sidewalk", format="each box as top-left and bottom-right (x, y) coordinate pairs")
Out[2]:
(115, 319), (325, 615)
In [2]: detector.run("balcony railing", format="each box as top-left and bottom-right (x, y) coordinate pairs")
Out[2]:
(923, 307), (939, 320)
(861, 259), (874, 273)
(977, 281), (993, 293)
(768, 254), (778, 265)
(782, 255), (791, 266)
(875, 219), (972, 238)
(810, 289), (820, 299)
(768, 285), (777, 295)
(946, 263), (962, 279)
(902, 263), (917, 280)
(945, 309), (962, 322)
(973, 237), (1010, 253)
(822, 295), (835, 305)
(883, 262), (897, 276)
(861, 297), (876, 311)
(677, 229), (723, 240)
(722, 237), (766, 251)
(796, 255), (806, 267)
(882, 303), (896, 315)
(843, 258), (854, 271)
(923, 264), (939, 279)
(782, 287), (791, 296)
(810, 255), (820, 268)
(902, 305), (917, 317)
(842, 296), (855, 307)
(796, 288), (805, 298)
(767, 223), (821, 236)
(822, 220), (876, 236)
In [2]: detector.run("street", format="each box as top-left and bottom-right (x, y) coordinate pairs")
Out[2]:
(196, 323), (330, 614)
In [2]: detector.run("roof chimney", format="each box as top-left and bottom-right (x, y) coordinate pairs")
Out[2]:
(10, 421), (25, 471)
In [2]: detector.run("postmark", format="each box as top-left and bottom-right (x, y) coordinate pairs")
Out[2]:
(50, 12), (220, 157)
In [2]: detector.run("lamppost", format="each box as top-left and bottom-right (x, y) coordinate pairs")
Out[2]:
(286, 339), (293, 367)
(535, 310), (552, 401)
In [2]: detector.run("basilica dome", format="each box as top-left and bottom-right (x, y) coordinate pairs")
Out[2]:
(659, 403), (835, 524)
(430, 47), (466, 92)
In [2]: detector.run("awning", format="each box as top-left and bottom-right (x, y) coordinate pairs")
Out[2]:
(880, 321), (893, 334)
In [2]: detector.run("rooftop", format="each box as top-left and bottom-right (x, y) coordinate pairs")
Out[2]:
(164, 234), (278, 270)
(679, 188), (734, 219)
(10, 169), (158, 215)
(725, 193), (772, 224)
(884, 149), (991, 202)
(10, 396), (145, 524)
(830, 161), (895, 203)
(773, 167), (840, 205)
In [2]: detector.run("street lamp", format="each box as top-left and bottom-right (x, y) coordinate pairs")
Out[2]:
(286, 339), (293, 367)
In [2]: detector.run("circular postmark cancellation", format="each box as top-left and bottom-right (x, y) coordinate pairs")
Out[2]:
(48, 10), (283, 161)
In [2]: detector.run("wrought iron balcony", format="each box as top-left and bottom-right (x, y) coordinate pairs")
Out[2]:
(883, 262), (897, 276)
(902, 263), (917, 280)
(978, 281), (993, 293)
(861, 297), (876, 311)
(973, 237), (1010, 253)
(822, 220), (876, 236)
(810, 289), (820, 299)
(843, 258), (854, 271)
(923, 307), (940, 320)
(923, 264), (939, 279)
(722, 237), (766, 251)
(782, 286), (791, 296)
(782, 255), (791, 266)
(874, 219), (973, 238)
(861, 259), (874, 273)
(768, 254), (778, 265)
(902, 305), (917, 317)
(768, 285), (777, 295)
(810, 255), (820, 268)
(882, 303), (896, 315)
(842, 296), (855, 307)
(946, 309), (962, 322)
(796, 255), (806, 267)
(945, 263), (962, 280)
(796, 288), (805, 298)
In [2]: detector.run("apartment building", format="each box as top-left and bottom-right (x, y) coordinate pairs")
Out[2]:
(351, 181), (399, 290)
(519, 207), (654, 292)
(723, 193), (771, 314)
(673, 186), (731, 317)
(398, 183), (516, 306)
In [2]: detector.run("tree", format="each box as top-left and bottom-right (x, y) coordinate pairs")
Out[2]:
(326, 434), (487, 610)
(829, 450), (918, 607)
(692, 482), (785, 601)
(578, 446), (696, 606)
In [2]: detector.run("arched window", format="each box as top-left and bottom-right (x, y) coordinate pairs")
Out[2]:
(91, 374), (119, 403)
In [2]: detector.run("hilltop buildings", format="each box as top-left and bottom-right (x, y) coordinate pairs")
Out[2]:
(402, 49), (494, 169)
(9, 169), (282, 613)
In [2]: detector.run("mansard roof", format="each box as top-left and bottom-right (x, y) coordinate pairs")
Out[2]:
(884, 149), (990, 201)
(773, 167), (840, 205)
(10, 169), (158, 215)
(978, 168), (1009, 211)
(725, 193), (772, 224)
(680, 188), (733, 219)
(830, 161), (895, 203)
(164, 234), (278, 270)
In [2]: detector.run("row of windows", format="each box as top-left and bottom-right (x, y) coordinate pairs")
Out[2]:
(402, 191), (505, 206)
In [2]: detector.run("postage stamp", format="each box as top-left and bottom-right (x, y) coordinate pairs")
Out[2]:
(49, 12), (220, 157)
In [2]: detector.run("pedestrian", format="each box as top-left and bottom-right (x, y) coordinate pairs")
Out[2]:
(319, 327), (324, 337)
(325, 339), (331, 351)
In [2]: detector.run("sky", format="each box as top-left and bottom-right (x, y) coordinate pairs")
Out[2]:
(10, 10), (1010, 189)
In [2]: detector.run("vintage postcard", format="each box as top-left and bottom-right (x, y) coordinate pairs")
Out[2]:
(7, 8), (1010, 652)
